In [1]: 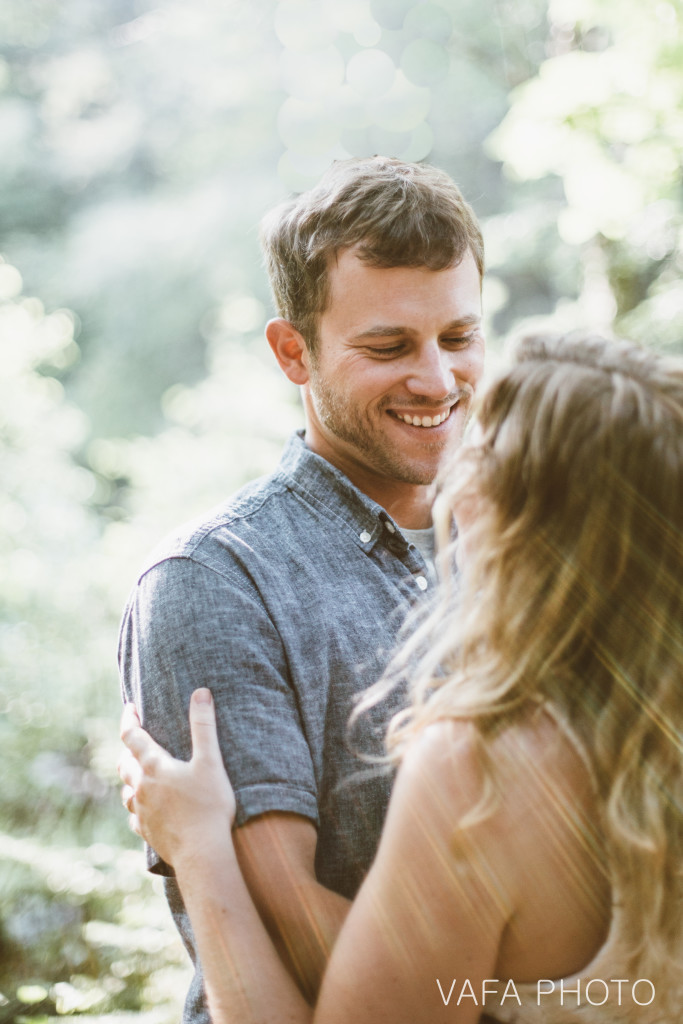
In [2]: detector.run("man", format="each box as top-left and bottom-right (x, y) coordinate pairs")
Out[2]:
(118, 156), (485, 1020)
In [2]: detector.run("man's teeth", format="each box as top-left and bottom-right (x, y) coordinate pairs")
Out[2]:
(395, 409), (451, 427)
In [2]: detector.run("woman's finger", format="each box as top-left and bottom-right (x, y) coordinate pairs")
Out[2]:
(117, 748), (142, 789)
(127, 811), (142, 837)
(120, 701), (140, 734)
(189, 688), (222, 764)
(120, 703), (164, 764)
(121, 783), (136, 812)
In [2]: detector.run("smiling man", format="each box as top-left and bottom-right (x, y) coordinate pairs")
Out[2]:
(269, 246), (483, 527)
(119, 157), (484, 1023)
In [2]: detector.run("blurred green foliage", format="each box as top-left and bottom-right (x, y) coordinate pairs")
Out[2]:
(487, 0), (683, 348)
(1, 0), (681, 1019)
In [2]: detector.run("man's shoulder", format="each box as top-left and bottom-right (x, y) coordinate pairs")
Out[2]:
(135, 469), (292, 582)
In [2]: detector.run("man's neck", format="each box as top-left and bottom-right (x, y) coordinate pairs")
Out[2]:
(303, 431), (435, 529)
(379, 489), (434, 529)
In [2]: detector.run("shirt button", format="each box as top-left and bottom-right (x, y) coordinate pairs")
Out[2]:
(359, 530), (372, 543)
(384, 521), (396, 533)
(415, 575), (428, 591)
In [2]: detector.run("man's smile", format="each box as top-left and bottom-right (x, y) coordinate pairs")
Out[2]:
(388, 406), (454, 428)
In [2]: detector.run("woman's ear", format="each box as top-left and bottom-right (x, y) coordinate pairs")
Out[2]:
(266, 318), (311, 385)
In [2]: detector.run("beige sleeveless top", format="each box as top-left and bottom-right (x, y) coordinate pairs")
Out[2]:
(487, 706), (679, 1024)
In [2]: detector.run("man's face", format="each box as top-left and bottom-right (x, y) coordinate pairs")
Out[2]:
(303, 246), (485, 490)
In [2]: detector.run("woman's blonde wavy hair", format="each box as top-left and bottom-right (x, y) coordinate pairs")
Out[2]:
(370, 331), (683, 989)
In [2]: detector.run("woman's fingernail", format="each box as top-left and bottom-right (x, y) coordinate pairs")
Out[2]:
(194, 688), (212, 704)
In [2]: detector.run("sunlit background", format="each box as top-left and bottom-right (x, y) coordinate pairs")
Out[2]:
(1, 0), (681, 1019)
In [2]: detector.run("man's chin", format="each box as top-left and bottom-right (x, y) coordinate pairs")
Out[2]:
(396, 468), (439, 486)
(376, 454), (440, 487)
(362, 434), (450, 486)
(318, 422), (445, 487)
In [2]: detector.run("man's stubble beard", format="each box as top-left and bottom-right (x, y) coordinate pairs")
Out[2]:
(308, 365), (449, 487)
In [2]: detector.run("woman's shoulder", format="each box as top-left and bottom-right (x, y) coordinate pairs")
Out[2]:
(397, 718), (487, 819)
(400, 705), (581, 778)
(400, 717), (481, 778)
(396, 706), (601, 853)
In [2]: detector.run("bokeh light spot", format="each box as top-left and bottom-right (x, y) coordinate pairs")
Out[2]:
(347, 49), (396, 99)
(339, 127), (379, 158)
(217, 295), (265, 335)
(326, 84), (372, 130)
(398, 120), (434, 161)
(322, 0), (372, 34)
(482, 275), (510, 317)
(277, 97), (341, 155)
(558, 207), (596, 246)
(0, 263), (23, 301)
(17, 986), (48, 1005)
(278, 149), (356, 193)
(354, 19), (382, 46)
(401, 39), (449, 87)
(280, 45), (345, 100)
(274, 0), (337, 52)
(370, 0), (415, 31)
(655, 2), (677, 25)
(404, 2), (452, 43)
(278, 151), (326, 192)
(367, 125), (413, 156)
(369, 70), (431, 132)
(287, 149), (351, 176)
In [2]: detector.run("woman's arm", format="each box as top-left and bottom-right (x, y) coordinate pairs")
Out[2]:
(120, 690), (313, 1023)
(174, 839), (313, 1023)
(312, 721), (511, 1024)
(120, 692), (511, 1024)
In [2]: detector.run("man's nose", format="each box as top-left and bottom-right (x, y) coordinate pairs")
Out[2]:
(405, 343), (454, 399)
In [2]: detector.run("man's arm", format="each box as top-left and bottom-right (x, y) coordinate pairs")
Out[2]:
(119, 553), (348, 998)
(234, 813), (350, 1001)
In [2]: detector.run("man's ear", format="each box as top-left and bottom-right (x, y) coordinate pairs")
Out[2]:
(265, 318), (311, 385)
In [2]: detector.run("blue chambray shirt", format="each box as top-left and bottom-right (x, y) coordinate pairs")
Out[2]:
(118, 430), (433, 1021)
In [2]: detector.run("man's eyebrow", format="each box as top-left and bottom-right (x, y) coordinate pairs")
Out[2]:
(352, 315), (482, 341)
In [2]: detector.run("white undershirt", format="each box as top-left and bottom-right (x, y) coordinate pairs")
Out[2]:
(400, 525), (436, 576)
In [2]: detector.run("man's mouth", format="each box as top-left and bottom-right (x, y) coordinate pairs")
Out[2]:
(388, 405), (455, 428)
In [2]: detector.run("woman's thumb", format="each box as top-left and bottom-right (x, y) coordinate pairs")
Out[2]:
(189, 688), (220, 762)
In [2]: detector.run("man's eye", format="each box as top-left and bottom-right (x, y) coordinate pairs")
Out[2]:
(367, 344), (404, 357)
(442, 332), (475, 347)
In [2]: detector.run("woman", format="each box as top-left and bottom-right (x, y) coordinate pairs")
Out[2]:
(119, 331), (683, 1023)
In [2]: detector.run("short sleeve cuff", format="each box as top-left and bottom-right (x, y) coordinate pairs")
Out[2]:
(145, 783), (319, 877)
(234, 782), (319, 828)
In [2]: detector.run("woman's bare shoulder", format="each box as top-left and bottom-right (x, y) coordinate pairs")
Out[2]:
(397, 719), (485, 813)
(386, 710), (609, 983)
(396, 708), (598, 848)
(491, 706), (600, 809)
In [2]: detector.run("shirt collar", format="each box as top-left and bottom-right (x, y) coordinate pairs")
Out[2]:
(276, 430), (411, 555)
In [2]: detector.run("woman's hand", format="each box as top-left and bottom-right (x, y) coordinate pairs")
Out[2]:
(118, 688), (236, 867)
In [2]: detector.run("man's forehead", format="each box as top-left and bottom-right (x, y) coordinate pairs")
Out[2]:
(327, 245), (475, 284)
(326, 247), (481, 299)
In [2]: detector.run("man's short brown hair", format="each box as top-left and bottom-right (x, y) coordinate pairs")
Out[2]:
(260, 156), (484, 351)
